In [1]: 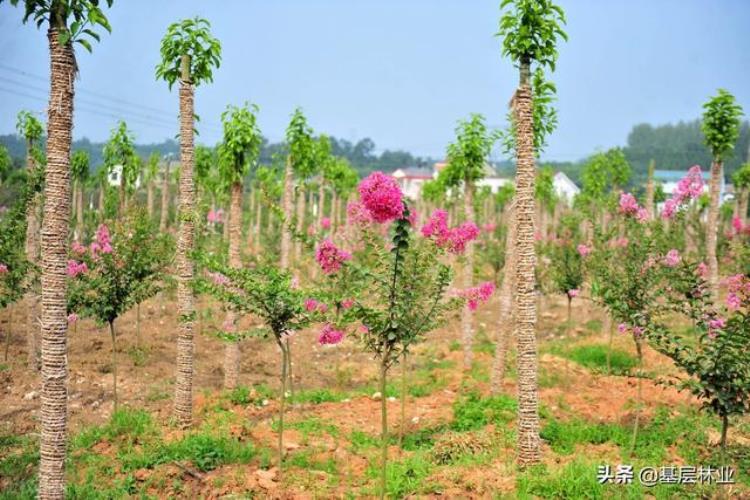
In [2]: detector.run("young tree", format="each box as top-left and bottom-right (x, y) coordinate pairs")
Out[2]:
(281, 108), (315, 270)
(16, 110), (44, 371)
(156, 16), (222, 427)
(701, 89), (743, 300)
(143, 152), (160, 220)
(102, 121), (138, 215)
(2, 1), (114, 496)
(71, 150), (89, 240)
(159, 153), (173, 232)
(441, 113), (497, 369)
(67, 212), (172, 412)
(733, 162), (750, 226)
(497, 0), (567, 466)
(217, 103), (262, 389)
(491, 195), (516, 394)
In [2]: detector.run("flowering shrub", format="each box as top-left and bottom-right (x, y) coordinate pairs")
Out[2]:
(357, 171), (404, 223)
(421, 209), (480, 255)
(67, 210), (173, 411)
(661, 166), (704, 220)
(315, 239), (352, 275)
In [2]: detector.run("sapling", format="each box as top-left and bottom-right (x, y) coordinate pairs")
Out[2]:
(67, 210), (172, 412)
(196, 262), (315, 480)
(321, 172), (487, 498)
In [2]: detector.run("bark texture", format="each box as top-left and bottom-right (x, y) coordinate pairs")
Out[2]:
(706, 161), (722, 301)
(38, 27), (74, 500)
(513, 84), (541, 466)
(645, 160), (655, 219)
(223, 181), (242, 389)
(294, 185), (306, 261)
(159, 160), (170, 233)
(147, 179), (154, 220)
(280, 158), (293, 270)
(461, 182), (475, 369)
(24, 143), (41, 371)
(173, 58), (196, 427)
(491, 199), (516, 393)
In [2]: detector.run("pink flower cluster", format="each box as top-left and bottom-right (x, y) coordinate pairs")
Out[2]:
(707, 317), (726, 339)
(0, 263), (7, 274)
(67, 313), (78, 324)
(315, 239), (352, 275)
(66, 259), (88, 278)
(321, 217), (331, 230)
(304, 298), (328, 313)
(71, 241), (87, 254)
(663, 249), (681, 267)
(567, 289), (580, 298)
(617, 323), (644, 338)
(207, 208), (224, 224)
(696, 262), (708, 278)
(207, 271), (230, 286)
(725, 274), (750, 311)
(341, 298), (354, 309)
(318, 323), (345, 345)
(483, 223), (497, 234)
(610, 237), (629, 248)
(577, 244), (592, 257)
(618, 193), (649, 222)
(461, 281), (495, 311)
(421, 210), (480, 255)
(346, 201), (374, 226)
(357, 172), (404, 223)
(90, 225), (113, 255)
(662, 166), (704, 219)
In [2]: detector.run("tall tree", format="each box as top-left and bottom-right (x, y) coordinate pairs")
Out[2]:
(143, 152), (160, 220)
(102, 121), (138, 215)
(644, 159), (655, 219)
(71, 150), (89, 240)
(159, 154), (172, 232)
(156, 16), (221, 428)
(701, 89), (743, 300)
(733, 162), (750, 226)
(217, 103), (262, 389)
(441, 114), (496, 369)
(281, 108), (315, 270)
(2, 1), (113, 497)
(498, 0), (567, 466)
(16, 110), (44, 371)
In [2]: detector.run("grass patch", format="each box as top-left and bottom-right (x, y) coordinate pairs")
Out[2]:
(548, 343), (637, 375)
(272, 417), (339, 440)
(366, 451), (436, 497)
(472, 330), (494, 354)
(452, 392), (517, 432)
(290, 388), (347, 405)
(286, 449), (338, 474)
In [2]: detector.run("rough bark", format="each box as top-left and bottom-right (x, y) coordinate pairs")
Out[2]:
(24, 142), (41, 372)
(280, 157), (293, 270)
(147, 178), (154, 220)
(513, 80), (541, 466)
(159, 159), (171, 233)
(461, 182), (475, 370)
(491, 198), (516, 393)
(173, 56), (196, 427)
(739, 188), (748, 227)
(223, 181), (242, 389)
(38, 27), (74, 500)
(75, 180), (84, 239)
(645, 160), (655, 219)
(706, 161), (722, 301)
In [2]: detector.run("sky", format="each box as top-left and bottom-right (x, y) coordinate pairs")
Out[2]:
(0, 0), (748, 163)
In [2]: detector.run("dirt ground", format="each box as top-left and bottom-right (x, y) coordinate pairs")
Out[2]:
(1, 292), (738, 498)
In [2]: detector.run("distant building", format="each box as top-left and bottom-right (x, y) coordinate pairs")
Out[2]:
(107, 164), (142, 189)
(432, 161), (513, 194)
(391, 166), (434, 200)
(553, 171), (580, 205)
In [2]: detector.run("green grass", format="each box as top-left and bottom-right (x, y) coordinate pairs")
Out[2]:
(365, 451), (437, 497)
(225, 383), (276, 406)
(286, 449), (338, 474)
(451, 392), (517, 432)
(548, 343), (637, 375)
(290, 388), (347, 404)
(472, 330), (495, 354)
(272, 417), (339, 440)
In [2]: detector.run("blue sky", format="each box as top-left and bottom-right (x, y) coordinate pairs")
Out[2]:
(1, 0), (748, 162)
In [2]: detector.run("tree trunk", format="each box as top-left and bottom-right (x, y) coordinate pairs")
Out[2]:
(318, 184), (325, 226)
(513, 68), (541, 466)
(76, 180), (84, 240)
(38, 26), (75, 500)
(720, 414), (729, 450)
(24, 143), (41, 372)
(223, 181), (242, 389)
(331, 192), (339, 237)
(159, 160), (171, 233)
(280, 157), (293, 270)
(98, 183), (105, 211)
(491, 199), (516, 393)
(461, 181), (475, 370)
(253, 191), (262, 255)
(295, 185), (305, 261)
(109, 321), (118, 413)
(706, 161), (722, 301)
(173, 55), (197, 428)
(147, 179), (154, 220)
(739, 188), (748, 227)
(379, 357), (388, 500)
(645, 160), (655, 219)
(119, 168), (126, 215)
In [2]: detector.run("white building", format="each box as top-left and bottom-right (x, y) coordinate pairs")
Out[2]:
(107, 164), (142, 189)
(553, 171), (580, 205)
(391, 167), (434, 200)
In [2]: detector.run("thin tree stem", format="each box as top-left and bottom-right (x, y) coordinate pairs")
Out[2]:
(380, 357), (388, 500)
(110, 321), (118, 414)
(278, 339), (288, 481)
